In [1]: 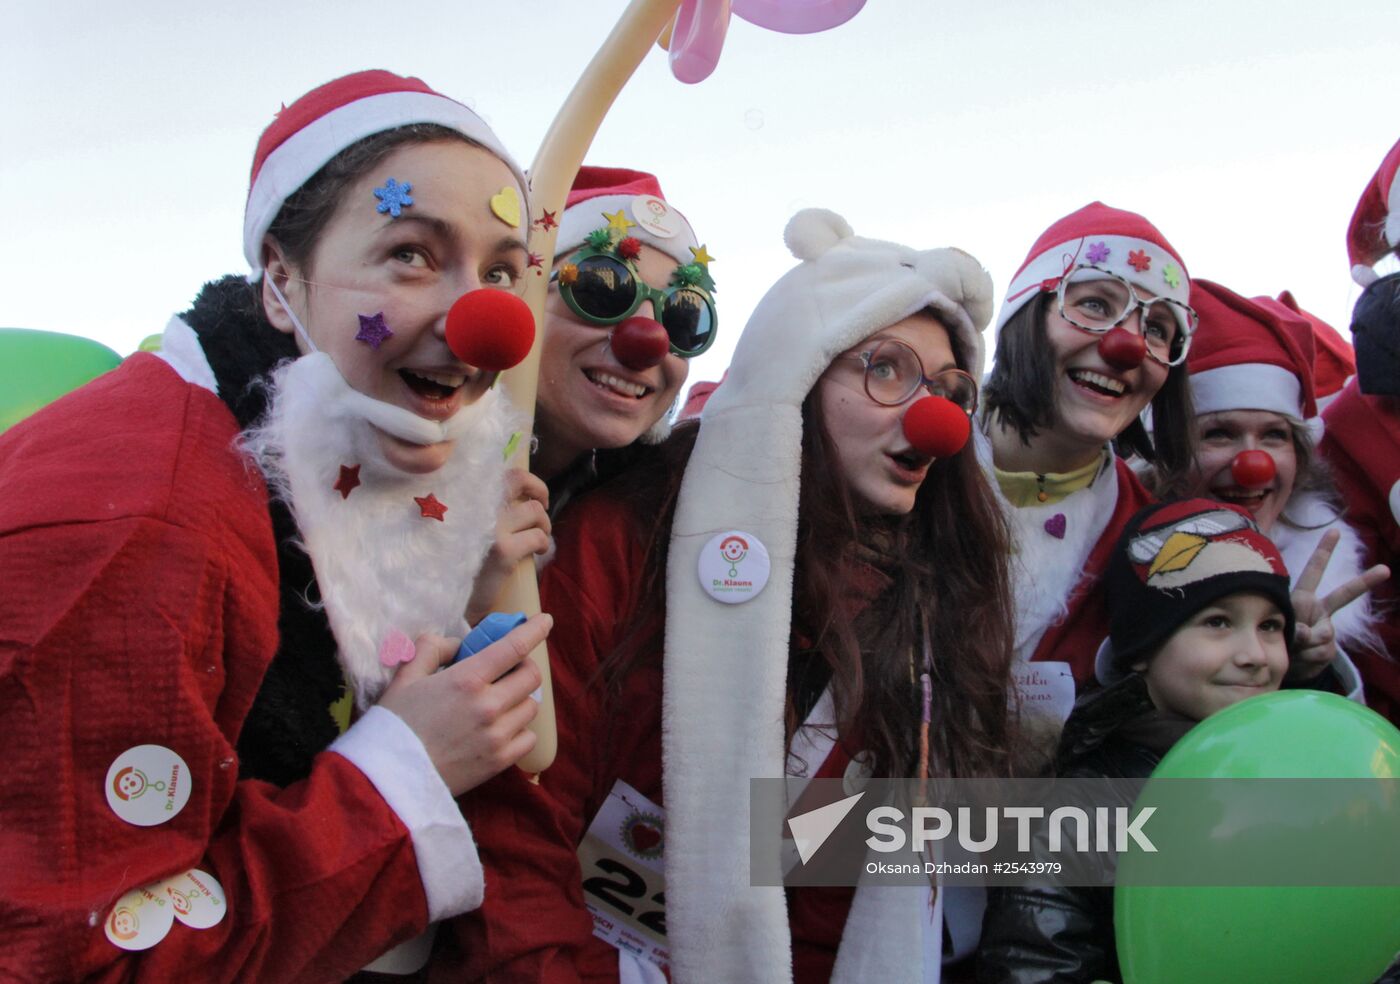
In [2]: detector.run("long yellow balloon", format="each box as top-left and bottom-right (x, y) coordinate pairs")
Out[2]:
(492, 0), (684, 774)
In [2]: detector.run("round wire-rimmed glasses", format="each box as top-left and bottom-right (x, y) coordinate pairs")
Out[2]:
(1056, 265), (1197, 367)
(845, 338), (979, 413)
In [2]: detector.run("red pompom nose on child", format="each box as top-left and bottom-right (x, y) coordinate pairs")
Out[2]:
(445, 289), (536, 372)
(902, 395), (972, 459)
(608, 316), (670, 371)
(1231, 448), (1277, 488)
(1097, 326), (1147, 370)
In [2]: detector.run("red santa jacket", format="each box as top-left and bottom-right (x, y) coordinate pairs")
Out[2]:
(0, 356), (432, 981)
(1321, 380), (1400, 722)
(437, 489), (860, 983)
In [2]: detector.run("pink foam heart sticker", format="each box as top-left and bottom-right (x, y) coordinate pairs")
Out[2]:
(379, 629), (416, 668)
(1044, 514), (1067, 540)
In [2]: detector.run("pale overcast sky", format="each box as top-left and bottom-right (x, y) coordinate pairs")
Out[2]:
(4, 1), (1397, 389)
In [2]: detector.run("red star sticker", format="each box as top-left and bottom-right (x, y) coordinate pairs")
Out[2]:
(333, 464), (361, 499)
(535, 210), (558, 231)
(414, 493), (448, 521)
(527, 251), (544, 269)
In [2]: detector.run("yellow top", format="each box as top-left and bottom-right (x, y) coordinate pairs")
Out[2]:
(994, 451), (1109, 507)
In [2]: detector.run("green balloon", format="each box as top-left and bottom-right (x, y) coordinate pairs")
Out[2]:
(0, 328), (123, 433)
(1116, 692), (1400, 984)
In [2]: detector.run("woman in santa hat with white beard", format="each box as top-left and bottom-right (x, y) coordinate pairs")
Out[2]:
(977, 203), (1199, 754)
(0, 70), (552, 980)
(443, 208), (1017, 983)
(1148, 278), (1388, 700)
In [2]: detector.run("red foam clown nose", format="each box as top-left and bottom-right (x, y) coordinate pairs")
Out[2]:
(902, 396), (971, 459)
(609, 317), (669, 371)
(1097, 327), (1147, 370)
(445, 289), (535, 371)
(1231, 449), (1277, 488)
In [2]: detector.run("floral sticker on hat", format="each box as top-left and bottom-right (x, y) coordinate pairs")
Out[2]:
(1128, 249), (1152, 273)
(1162, 263), (1182, 289)
(1086, 242), (1111, 264)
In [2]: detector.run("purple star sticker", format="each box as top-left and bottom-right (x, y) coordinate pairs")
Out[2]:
(356, 312), (393, 350)
(1086, 241), (1110, 264)
(374, 178), (414, 217)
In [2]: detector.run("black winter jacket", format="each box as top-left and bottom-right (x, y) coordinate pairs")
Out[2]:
(976, 675), (1183, 984)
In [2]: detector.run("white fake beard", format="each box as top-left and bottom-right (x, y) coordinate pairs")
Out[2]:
(242, 352), (519, 709)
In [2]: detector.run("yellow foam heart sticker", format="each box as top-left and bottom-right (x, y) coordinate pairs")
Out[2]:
(491, 186), (521, 228)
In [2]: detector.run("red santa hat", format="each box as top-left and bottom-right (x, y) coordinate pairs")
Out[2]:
(996, 201), (1191, 332)
(1187, 279), (1317, 422)
(553, 166), (700, 267)
(1346, 136), (1400, 287)
(1255, 291), (1355, 407)
(244, 70), (526, 279)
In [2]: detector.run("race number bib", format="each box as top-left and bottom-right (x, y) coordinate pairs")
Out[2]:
(578, 780), (669, 973)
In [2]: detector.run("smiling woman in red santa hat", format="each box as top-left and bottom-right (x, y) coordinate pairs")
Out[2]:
(977, 203), (1198, 758)
(0, 70), (554, 980)
(439, 209), (1017, 983)
(1148, 279), (1388, 700)
(461, 167), (717, 621)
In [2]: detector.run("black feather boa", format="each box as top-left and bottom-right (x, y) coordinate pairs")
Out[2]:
(181, 275), (345, 787)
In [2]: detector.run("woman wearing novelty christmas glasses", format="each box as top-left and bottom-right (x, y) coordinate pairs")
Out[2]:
(536, 167), (715, 503)
(444, 209), (1017, 983)
(978, 202), (1199, 753)
(463, 168), (717, 623)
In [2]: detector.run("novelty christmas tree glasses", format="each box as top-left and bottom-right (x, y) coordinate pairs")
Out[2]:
(553, 227), (718, 358)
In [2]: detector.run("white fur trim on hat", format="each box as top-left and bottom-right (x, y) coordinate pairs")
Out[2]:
(997, 234), (1189, 332)
(554, 193), (699, 267)
(1352, 263), (1381, 288)
(244, 91), (525, 278)
(661, 209), (993, 981)
(1190, 363), (1303, 419)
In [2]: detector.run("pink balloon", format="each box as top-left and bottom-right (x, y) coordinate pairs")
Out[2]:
(731, 0), (866, 34)
(669, 0), (732, 84)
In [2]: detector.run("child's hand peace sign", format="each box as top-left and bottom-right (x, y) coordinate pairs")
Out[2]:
(1288, 529), (1390, 681)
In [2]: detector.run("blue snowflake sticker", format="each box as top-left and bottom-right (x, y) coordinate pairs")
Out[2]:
(374, 178), (414, 217)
